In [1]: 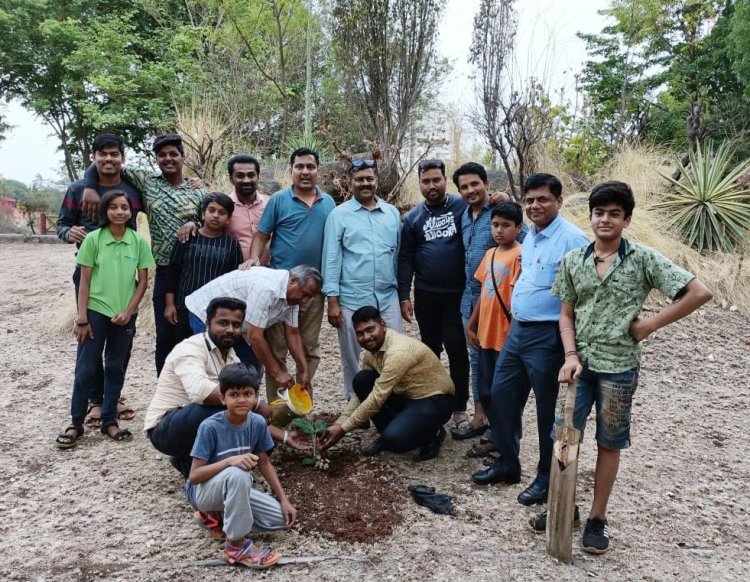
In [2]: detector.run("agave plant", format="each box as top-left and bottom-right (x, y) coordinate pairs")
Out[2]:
(652, 141), (750, 252)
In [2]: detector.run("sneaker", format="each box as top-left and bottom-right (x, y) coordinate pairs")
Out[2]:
(528, 505), (581, 534)
(196, 510), (225, 540)
(582, 517), (610, 554)
(223, 539), (281, 569)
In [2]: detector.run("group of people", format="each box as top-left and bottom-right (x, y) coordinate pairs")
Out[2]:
(53, 131), (712, 567)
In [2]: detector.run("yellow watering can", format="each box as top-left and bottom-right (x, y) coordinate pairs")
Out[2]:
(271, 383), (313, 416)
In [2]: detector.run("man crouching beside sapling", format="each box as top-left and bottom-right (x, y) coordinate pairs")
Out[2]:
(530, 181), (712, 554)
(186, 363), (296, 569)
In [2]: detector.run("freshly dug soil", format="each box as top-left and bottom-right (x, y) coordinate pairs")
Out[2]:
(274, 443), (407, 544)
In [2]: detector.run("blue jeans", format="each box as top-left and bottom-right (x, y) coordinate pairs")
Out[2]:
(188, 312), (260, 369)
(71, 309), (136, 427)
(153, 266), (178, 377)
(148, 403), (224, 478)
(462, 315), (480, 402)
(477, 347), (499, 405)
(561, 364), (640, 450)
(485, 320), (563, 481)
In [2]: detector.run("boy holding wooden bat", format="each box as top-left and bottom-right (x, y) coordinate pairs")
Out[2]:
(533, 181), (712, 554)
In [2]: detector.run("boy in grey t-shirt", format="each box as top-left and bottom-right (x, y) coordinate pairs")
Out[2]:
(187, 364), (296, 569)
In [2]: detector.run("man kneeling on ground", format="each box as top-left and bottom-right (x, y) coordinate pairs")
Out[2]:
(320, 306), (454, 461)
(144, 296), (307, 480)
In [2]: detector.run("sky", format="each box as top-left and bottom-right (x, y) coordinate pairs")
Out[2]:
(0, 0), (608, 185)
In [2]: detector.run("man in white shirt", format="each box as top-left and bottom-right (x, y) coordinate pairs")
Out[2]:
(185, 265), (322, 400)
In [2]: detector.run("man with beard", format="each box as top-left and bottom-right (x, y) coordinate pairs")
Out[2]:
(144, 296), (308, 478)
(223, 154), (269, 264)
(81, 133), (207, 375)
(320, 306), (454, 460)
(322, 159), (402, 399)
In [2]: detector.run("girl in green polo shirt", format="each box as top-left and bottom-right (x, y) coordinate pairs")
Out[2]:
(56, 191), (155, 449)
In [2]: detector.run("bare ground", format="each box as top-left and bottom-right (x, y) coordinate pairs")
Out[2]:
(1, 243), (749, 581)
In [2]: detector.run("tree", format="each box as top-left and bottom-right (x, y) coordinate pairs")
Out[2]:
(0, 1), (190, 181)
(330, 0), (447, 183)
(469, 0), (559, 199)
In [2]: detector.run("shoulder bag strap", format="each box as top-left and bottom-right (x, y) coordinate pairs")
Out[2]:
(490, 247), (512, 322)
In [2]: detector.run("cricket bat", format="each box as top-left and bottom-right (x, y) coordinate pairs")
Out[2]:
(546, 380), (580, 563)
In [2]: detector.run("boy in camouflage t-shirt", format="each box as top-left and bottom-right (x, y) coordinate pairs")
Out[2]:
(536, 181), (712, 554)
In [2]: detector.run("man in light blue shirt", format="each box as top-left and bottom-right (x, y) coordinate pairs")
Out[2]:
(322, 160), (403, 398)
(473, 174), (589, 509)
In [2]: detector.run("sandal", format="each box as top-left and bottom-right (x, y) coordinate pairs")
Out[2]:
(56, 425), (84, 449)
(451, 411), (470, 429)
(102, 421), (133, 443)
(116, 398), (135, 421)
(85, 404), (102, 429)
(223, 539), (281, 569)
(196, 511), (225, 541)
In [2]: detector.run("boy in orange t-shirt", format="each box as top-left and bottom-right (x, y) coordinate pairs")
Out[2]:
(465, 202), (522, 457)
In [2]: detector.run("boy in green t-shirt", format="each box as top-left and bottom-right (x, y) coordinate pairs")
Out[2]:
(531, 181), (712, 554)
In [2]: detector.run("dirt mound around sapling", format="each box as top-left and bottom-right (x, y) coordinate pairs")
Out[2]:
(274, 445), (406, 544)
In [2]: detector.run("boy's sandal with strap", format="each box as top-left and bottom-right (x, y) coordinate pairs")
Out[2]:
(116, 398), (135, 421)
(196, 511), (225, 541)
(223, 539), (281, 570)
(56, 425), (84, 449)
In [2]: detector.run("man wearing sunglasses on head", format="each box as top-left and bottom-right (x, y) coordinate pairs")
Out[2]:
(322, 159), (403, 400)
(398, 159), (510, 433)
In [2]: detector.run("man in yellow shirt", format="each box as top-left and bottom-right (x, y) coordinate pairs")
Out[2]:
(320, 306), (455, 461)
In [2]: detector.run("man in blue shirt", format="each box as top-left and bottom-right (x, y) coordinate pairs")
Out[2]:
(472, 174), (589, 509)
(245, 148), (336, 401)
(453, 162), (526, 440)
(322, 159), (402, 399)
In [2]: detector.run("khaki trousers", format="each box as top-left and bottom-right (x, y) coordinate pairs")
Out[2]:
(264, 292), (324, 402)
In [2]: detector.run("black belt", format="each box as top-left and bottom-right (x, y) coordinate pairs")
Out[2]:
(517, 320), (557, 327)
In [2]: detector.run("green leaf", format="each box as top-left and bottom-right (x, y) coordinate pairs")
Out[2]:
(313, 420), (328, 434)
(291, 417), (315, 435)
(301, 457), (316, 466)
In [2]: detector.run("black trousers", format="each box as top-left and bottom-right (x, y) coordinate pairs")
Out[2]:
(148, 403), (224, 478)
(353, 370), (453, 453)
(413, 288), (469, 412)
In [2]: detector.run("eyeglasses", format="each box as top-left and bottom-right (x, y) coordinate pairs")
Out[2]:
(418, 158), (445, 175)
(351, 159), (376, 170)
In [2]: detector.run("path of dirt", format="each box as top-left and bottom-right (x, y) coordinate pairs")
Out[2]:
(1, 243), (748, 581)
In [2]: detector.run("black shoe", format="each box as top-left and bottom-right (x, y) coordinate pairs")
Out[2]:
(451, 423), (488, 440)
(528, 505), (581, 534)
(517, 479), (549, 506)
(471, 462), (521, 485)
(582, 518), (610, 554)
(415, 427), (446, 462)
(361, 438), (385, 456)
(479, 434), (491, 445)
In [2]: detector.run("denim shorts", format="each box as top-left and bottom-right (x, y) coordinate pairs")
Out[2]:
(555, 364), (639, 450)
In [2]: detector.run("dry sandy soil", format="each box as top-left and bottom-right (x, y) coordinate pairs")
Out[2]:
(1, 242), (749, 581)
